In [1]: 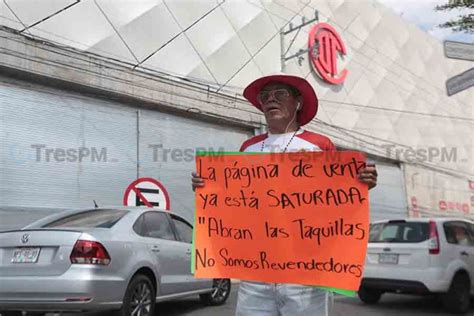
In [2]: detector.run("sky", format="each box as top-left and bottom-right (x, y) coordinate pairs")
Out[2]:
(378, 0), (473, 43)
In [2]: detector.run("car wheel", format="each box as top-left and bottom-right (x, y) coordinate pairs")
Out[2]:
(200, 279), (231, 306)
(116, 274), (156, 316)
(442, 273), (470, 314)
(358, 287), (382, 304)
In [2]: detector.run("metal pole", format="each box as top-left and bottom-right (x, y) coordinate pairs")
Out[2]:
(280, 27), (285, 72)
(279, 11), (319, 70)
(136, 109), (140, 180)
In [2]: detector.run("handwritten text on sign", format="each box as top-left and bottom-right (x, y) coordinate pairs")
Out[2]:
(194, 151), (369, 291)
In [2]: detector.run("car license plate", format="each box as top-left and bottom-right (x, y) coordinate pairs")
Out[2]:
(11, 247), (41, 263)
(378, 253), (398, 264)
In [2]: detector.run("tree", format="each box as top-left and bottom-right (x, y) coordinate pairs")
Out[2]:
(435, 0), (473, 34)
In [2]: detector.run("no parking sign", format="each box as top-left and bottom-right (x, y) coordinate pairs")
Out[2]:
(123, 177), (170, 210)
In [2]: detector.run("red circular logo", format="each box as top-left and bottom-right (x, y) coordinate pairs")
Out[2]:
(308, 23), (348, 85)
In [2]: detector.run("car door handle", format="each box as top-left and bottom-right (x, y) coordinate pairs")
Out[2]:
(186, 250), (192, 255)
(460, 251), (468, 256)
(151, 246), (160, 253)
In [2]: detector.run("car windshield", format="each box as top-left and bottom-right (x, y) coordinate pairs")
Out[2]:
(369, 221), (429, 243)
(42, 209), (128, 228)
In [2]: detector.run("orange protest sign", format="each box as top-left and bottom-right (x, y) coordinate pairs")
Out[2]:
(194, 151), (369, 291)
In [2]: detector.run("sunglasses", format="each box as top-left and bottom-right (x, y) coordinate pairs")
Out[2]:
(257, 89), (292, 105)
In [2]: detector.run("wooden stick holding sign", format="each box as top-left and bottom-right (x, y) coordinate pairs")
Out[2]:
(193, 151), (369, 292)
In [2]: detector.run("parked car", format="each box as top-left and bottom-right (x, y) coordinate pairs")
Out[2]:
(0, 207), (231, 316)
(359, 218), (474, 314)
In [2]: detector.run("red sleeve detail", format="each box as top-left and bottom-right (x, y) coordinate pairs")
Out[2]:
(296, 130), (336, 151)
(239, 134), (268, 152)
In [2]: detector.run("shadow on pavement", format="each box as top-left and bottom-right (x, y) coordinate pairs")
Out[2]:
(335, 294), (474, 316)
(58, 286), (239, 316)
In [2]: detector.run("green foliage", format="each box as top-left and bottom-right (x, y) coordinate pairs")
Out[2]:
(435, 0), (473, 34)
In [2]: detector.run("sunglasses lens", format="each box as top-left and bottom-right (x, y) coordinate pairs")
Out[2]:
(257, 89), (290, 105)
(274, 90), (289, 101)
(257, 91), (270, 104)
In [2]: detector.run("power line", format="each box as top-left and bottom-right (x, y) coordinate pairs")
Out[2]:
(262, 4), (474, 121)
(162, 0), (220, 86)
(0, 25), (223, 91)
(0, 47), (262, 120)
(312, 118), (473, 178)
(281, 0), (473, 109)
(216, 2), (311, 92)
(313, 120), (472, 180)
(1, 31), (472, 160)
(0, 31), (248, 104)
(7, 25), (470, 124)
(136, 0), (225, 69)
(2, 3), (469, 123)
(1, 27), (472, 177)
(2, 0), (30, 35)
(94, 0), (139, 64)
(20, 0), (80, 33)
(215, 2), (471, 113)
(1, 33), (470, 156)
(319, 99), (474, 122)
(0, 49), (236, 109)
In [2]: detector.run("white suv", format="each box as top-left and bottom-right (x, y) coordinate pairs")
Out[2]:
(359, 218), (474, 314)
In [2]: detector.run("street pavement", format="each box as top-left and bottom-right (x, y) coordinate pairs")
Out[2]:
(154, 288), (474, 316)
(334, 294), (474, 316)
(65, 283), (474, 316)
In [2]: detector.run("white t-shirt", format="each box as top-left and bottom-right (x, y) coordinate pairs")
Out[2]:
(240, 128), (335, 153)
(237, 128), (336, 315)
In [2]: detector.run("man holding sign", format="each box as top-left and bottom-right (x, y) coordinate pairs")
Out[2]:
(192, 74), (377, 315)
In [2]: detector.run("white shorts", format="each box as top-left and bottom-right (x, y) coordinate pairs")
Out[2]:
(236, 281), (333, 316)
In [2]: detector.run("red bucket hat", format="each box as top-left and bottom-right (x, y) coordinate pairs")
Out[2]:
(243, 74), (318, 126)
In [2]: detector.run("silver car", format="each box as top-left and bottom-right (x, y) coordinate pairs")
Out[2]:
(0, 207), (231, 315)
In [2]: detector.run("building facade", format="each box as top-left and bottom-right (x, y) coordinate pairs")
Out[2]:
(0, 0), (472, 230)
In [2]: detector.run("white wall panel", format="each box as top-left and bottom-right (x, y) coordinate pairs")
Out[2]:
(252, 35), (281, 74)
(185, 8), (235, 59)
(88, 33), (137, 63)
(226, 60), (263, 89)
(369, 161), (408, 222)
(3, 0), (76, 26)
(260, 0), (297, 22)
(28, 0), (114, 50)
(104, 3), (181, 62)
(347, 75), (375, 106)
(328, 0), (361, 30)
(329, 106), (360, 130)
(205, 34), (251, 84)
(165, 0), (217, 30)
(236, 11), (276, 56)
(141, 34), (203, 76)
(95, 0), (160, 28)
(305, 0), (333, 19)
(188, 63), (218, 85)
(221, 0), (262, 30)
(352, 109), (393, 140)
(0, 2), (23, 29)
